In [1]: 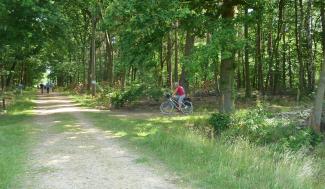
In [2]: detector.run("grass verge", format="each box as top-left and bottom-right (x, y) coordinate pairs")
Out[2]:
(0, 91), (35, 188)
(85, 112), (325, 189)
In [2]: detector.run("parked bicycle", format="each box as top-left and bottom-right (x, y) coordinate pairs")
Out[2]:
(160, 93), (193, 114)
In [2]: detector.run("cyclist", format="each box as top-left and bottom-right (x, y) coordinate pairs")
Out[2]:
(173, 82), (185, 110)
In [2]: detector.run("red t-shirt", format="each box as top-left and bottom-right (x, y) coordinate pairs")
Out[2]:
(176, 86), (185, 96)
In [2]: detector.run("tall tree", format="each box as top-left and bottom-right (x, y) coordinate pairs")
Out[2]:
(219, 0), (238, 113)
(310, 2), (325, 132)
(180, 30), (195, 92)
(244, 7), (251, 98)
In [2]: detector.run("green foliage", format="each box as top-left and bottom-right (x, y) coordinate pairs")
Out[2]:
(213, 107), (324, 151)
(208, 112), (231, 134)
(145, 86), (164, 102)
(111, 84), (146, 108)
(97, 83), (113, 107)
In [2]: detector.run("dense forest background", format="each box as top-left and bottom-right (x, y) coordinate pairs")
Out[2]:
(1, 0), (325, 130)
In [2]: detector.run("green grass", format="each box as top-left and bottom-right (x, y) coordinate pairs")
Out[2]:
(68, 94), (99, 108)
(0, 91), (36, 189)
(84, 112), (325, 189)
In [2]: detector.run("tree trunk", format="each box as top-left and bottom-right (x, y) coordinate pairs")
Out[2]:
(105, 32), (114, 86)
(180, 30), (195, 93)
(237, 52), (242, 89)
(266, 32), (273, 91)
(214, 52), (221, 97)
(256, 8), (263, 93)
(166, 32), (173, 89)
(174, 21), (179, 83)
(159, 41), (164, 87)
(272, 0), (285, 94)
(219, 2), (236, 113)
(88, 45), (92, 91)
(310, 3), (325, 132)
(244, 7), (251, 98)
(0, 63), (4, 91)
(306, 0), (314, 91)
(295, 0), (304, 98)
(288, 46), (293, 88)
(282, 22), (286, 89)
(310, 58), (325, 132)
(91, 14), (96, 96)
(322, 2), (325, 54)
(83, 45), (87, 86)
(6, 61), (17, 87)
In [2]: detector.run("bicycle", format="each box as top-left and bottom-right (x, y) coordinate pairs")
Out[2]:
(160, 94), (193, 114)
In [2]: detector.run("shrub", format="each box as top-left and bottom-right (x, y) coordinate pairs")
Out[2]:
(111, 84), (146, 108)
(209, 106), (323, 151)
(208, 112), (231, 134)
(145, 87), (164, 102)
(97, 85), (113, 107)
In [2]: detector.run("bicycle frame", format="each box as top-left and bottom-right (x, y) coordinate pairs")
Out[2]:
(167, 97), (182, 108)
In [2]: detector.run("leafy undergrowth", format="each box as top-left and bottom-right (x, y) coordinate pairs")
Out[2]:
(68, 94), (99, 108)
(0, 91), (35, 188)
(85, 112), (325, 189)
(66, 84), (165, 109)
(209, 106), (323, 152)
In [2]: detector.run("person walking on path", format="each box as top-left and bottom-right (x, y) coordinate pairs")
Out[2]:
(40, 83), (44, 94)
(46, 83), (50, 94)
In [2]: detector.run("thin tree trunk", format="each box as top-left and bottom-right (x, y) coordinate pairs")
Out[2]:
(105, 32), (114, 86)
(166, 32), (173, 89)
(266, 32), (273, 91)
(0, 63), (4, 91)
(159, 41), (164, 87)
(214, 52), (221, 97)
(6, 61), (17, 87)
(91, 14), (96, 96)
(88, 45), (92, 91)
(272, 0), (285, 94)
(83, 45), (87, 86)
(256, 8), (263, 92)
(244, 7), (251, 98)
(306, 0), (314, 91)
(237, 52), (242, 89)
(295, 0), (304, 98)
(282, 22), (286, 89)
(174, 21), (179, 83)
(288, 46), (293, 88)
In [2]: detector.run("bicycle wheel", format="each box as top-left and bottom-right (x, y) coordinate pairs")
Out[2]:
(181, 101), (193, 114)
(160, 101), (174, 114)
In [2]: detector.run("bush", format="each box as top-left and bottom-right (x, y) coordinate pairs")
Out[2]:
(111, 84), (146, 108)
(209, 106), (323, 151)
(208, 112), (231, 134)
(145, 87), (164, 102)
(97, 85), (113, 107)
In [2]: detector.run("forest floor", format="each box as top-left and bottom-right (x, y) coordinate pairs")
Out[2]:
(20, 93), (183, 189)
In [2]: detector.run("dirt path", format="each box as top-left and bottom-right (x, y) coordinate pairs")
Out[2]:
(21, 93), (181, 189)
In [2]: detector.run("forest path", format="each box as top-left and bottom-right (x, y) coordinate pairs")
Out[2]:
(21, 93), (180, 189)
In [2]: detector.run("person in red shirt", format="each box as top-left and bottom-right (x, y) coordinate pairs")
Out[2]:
(173, 82), (185, 110)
